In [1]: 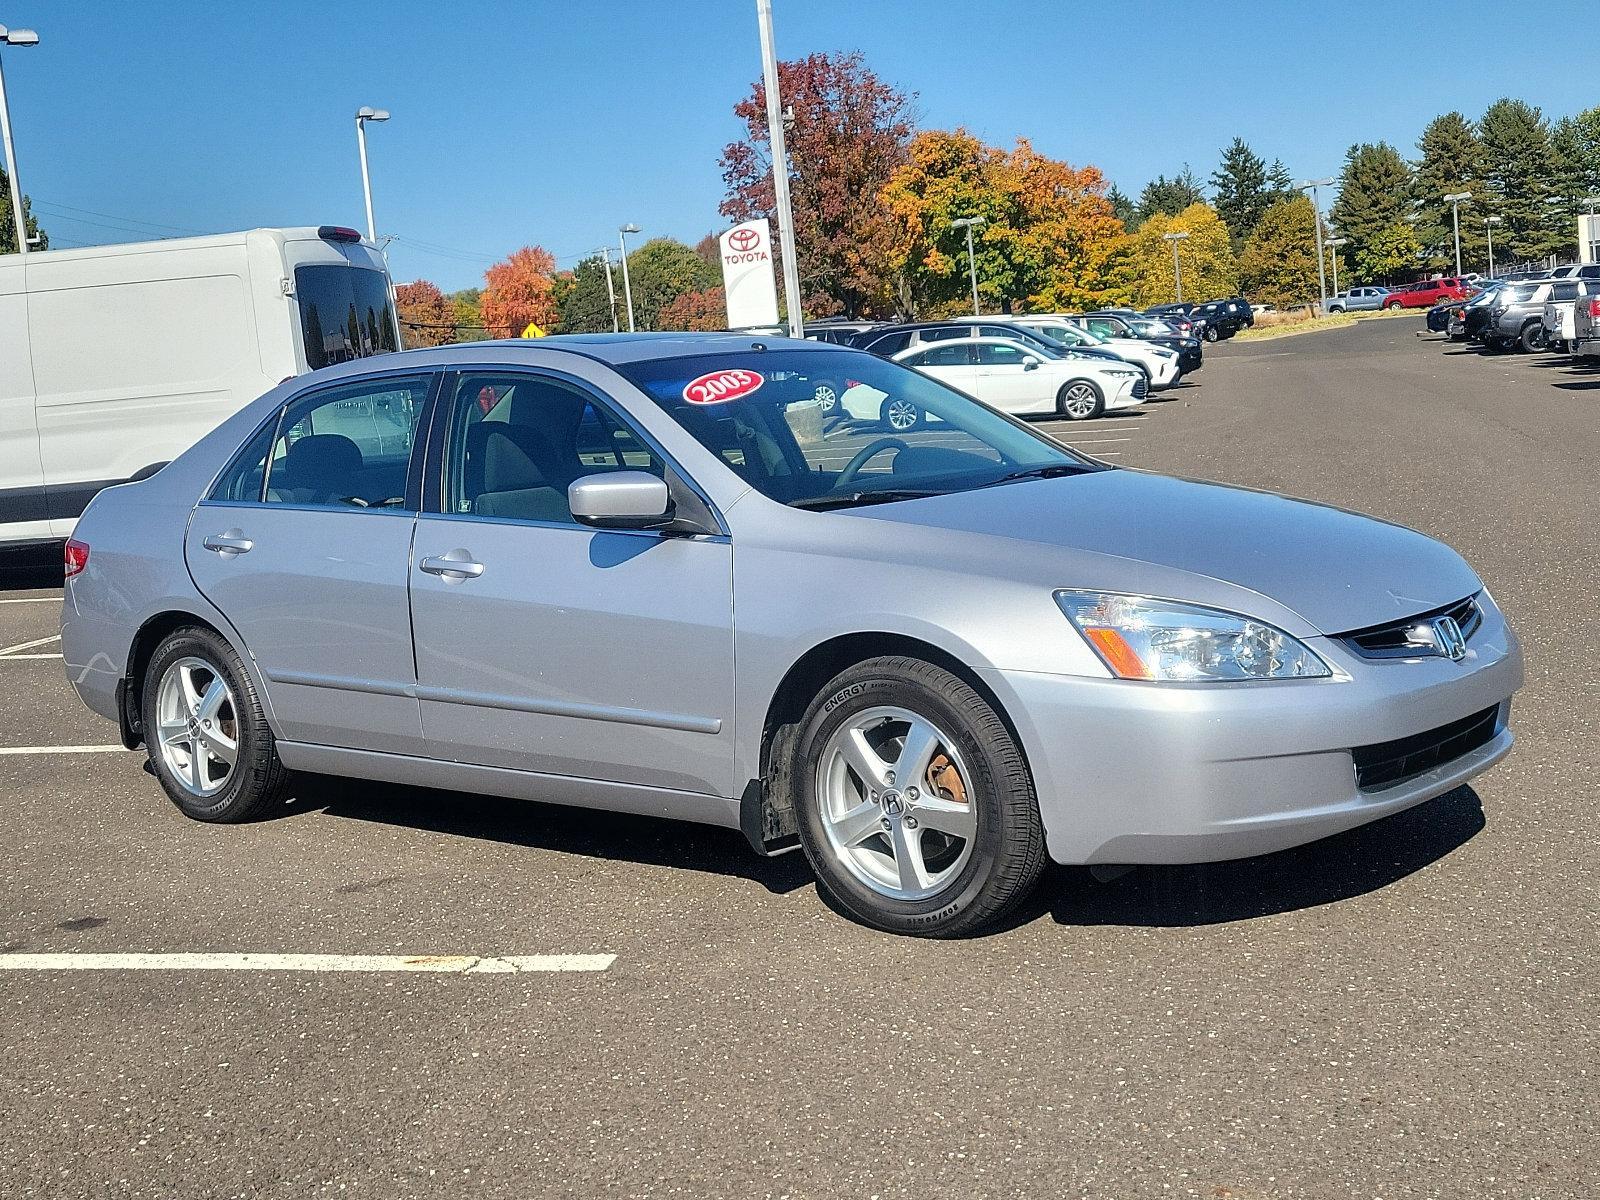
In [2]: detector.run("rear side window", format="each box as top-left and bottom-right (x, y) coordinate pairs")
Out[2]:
(210, 411), (283, 503)
(295, 266), (400, 371)
(1552, 281), (1580, 301)
(261, 375), (429, 510)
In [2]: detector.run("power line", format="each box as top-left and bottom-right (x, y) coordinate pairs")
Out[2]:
(31, 200), (209, 236)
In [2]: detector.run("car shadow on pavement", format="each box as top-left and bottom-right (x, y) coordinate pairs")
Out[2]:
(290, 775), (814, 895)
(1552, 380), (1600, 390)
(0, 544), (63, 591)
(1023, 786), (1484, 930)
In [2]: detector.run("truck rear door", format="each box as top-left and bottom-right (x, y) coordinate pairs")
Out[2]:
(0, 258), (47, 544)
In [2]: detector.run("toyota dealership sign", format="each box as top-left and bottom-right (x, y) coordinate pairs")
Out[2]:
(719, 219), (780, 328)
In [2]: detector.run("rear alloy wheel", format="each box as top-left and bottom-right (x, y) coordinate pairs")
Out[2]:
(1385, 300), (1403, 311)
(789, 657), (1046, 937)
(1203, 325), (1220, 342)
(1058, 380), (1104, 421)
(880, 397), (923, 432)
(811, 381), (840, 414)
(1519, 322), (1548, 353)
(142, 626), (289, 822)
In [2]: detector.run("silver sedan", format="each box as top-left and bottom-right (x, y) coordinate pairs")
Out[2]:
(61, 335), (1523, 936)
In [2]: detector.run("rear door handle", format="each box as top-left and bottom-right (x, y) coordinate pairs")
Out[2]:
(202, 531), (253, 556)
(419, 553), (484, 580)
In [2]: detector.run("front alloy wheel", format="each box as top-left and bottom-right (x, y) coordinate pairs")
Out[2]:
(817, 707), (977, 901)
(812, 381), (840, 414)
(1059, 381), (1104, 421)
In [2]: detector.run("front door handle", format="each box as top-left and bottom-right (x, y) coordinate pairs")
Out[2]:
(202, 530), (253, 556)
(419, 551), (484, 581)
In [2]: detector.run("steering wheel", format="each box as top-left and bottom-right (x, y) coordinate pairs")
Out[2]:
(835, 437), (910, 490)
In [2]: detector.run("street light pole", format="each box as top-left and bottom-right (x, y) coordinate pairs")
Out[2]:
(951, 216), (987, 315)
(1297, 177), (1335, 311)
(1162, 230), (1190, 303)
(1485, 216), (1501, 279)
(598, 247), (619, 333)
(1325, 236), (1348, 296)
(618, 223), (641, 332)
(0, 24), (41, 257)
(1442, 192), (1471, 278)
(354, 106), (390, 244)
(756, 0), (804, 338)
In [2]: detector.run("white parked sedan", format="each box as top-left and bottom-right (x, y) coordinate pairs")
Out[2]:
(892, 337), (1145, 421)
(994, 316), (1181, 389)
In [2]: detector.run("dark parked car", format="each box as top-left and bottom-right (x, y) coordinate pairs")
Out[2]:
(1073, 313), (1203, 373)
(1143, 303), (1203, 337)
(1180, 301), (1246, 342)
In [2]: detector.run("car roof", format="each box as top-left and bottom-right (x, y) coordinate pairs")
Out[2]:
(285, 333), (857, 387)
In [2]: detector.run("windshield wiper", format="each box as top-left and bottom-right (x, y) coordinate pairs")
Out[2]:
(975, 463), (1096, 490)
(790, 488), (946, 511)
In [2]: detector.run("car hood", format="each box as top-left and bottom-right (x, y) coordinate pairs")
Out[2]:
(853, 470), (1480, 636)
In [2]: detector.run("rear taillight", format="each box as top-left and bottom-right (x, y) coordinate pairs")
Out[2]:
(844, 379), (861, 389)
(1588, 299), (1600, 319)
(64, 538), (89, 578)
(317, 225), (363, 243)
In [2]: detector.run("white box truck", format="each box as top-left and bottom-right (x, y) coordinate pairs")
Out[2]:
(0, 225), (399, 547)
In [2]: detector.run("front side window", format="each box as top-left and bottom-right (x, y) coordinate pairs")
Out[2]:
(295, 265), (400, 371)
(615, 350), (1099, 511)
(974, 342), (1029, 366)
(261, 375), (428, 509)
(443, 372), (663, 525)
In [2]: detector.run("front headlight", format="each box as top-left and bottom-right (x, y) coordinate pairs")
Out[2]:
(1055, 591), (1331, 682)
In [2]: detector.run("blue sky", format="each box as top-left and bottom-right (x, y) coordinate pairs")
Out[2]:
(7, 1), (1598, 290)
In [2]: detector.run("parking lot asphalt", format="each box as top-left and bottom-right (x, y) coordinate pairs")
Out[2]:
(1, 318), (1595, 1199)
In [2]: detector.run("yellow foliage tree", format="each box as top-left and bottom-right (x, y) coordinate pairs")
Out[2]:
(1126, 204), (1238, 307)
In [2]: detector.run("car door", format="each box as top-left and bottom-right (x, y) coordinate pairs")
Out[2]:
(970, 341), (1047, 411)
(408, 368), (736, 799)
(900, 342), (977, 393)
(184, 371), (434, 755)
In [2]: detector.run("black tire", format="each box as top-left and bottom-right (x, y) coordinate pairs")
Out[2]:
(140, 625), (290, 823)
(1518, 322), (1547, 353)
(1057, 380), (1105, 421)
(1203, 325), (1220, 342)
(787, 656), (1046, 937)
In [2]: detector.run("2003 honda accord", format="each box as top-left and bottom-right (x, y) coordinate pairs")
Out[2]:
(61, 334), (1523, 936)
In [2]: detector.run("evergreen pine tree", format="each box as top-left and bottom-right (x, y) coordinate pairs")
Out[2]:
(1329, 142), (1416, 283)
(1266, 159), (1296, 201)
(1210, 138), (1272, 246)
(1106, 184), (1137, 227)
(1136, 166), (1206, 223)
(1479, 98), (1562, 262)
(1413, 112), (1485, 272)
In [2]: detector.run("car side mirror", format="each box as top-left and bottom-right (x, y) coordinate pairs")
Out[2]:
(569, 471), (672, 530)
(1022, 355), (1041, 370)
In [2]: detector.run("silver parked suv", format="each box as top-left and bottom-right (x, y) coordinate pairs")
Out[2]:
(61, 335), (1523, 936)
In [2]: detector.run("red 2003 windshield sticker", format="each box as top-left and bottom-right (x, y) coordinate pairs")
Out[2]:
(683, 368), (763, 405)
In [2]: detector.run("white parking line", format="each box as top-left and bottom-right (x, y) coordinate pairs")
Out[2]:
(0, 597), (60, 605)
(0, 654), (61, 660)
(0, 952), (616, 973)
(0, 744), (130, 755)
(1057, 438), (1131, 445)
(0, 634), (59, 656)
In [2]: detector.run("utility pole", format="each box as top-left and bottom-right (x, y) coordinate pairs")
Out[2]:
(598, 247), (619, 333)
(1443, 192), (1472, 277)
(1325, 236), (1348, 296)
(618, 223), (640, 332)
(756, 0), (804, 338)
(1485, 216), (1501, 279)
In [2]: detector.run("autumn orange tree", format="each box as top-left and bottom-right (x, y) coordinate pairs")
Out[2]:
(720, 51), (914, 319)
(659, 287), (728, 331)
(880, 129), (1130, 317)
(394, 280), (457, 347)
(480, 246), (560, 337)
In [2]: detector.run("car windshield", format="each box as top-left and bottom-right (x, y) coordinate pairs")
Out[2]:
(1125, 319), (1170, 336)
(614, 349), (1102, 510)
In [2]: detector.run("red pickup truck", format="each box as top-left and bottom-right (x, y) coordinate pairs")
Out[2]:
(1382, 278), (1472, 309)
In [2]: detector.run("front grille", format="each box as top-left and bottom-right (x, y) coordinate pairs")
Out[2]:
(1132, 377), (1148, 400)
(1353, 705), (1501, 791)
(1341, 595), (1482, 660)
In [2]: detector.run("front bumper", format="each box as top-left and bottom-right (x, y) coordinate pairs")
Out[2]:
(981, 597), (1523, 865)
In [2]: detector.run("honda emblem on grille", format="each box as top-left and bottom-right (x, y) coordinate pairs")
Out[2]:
(1432, 615), (1468, 662)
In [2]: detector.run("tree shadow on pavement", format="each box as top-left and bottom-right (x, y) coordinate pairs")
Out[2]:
(290, 774), (813, 895)
(1021, 785), (1484, 930)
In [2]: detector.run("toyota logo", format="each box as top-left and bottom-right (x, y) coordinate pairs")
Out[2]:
(729, 227), (760, 252)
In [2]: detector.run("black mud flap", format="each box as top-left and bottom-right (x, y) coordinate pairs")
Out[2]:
(739, 778), (799, 857)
